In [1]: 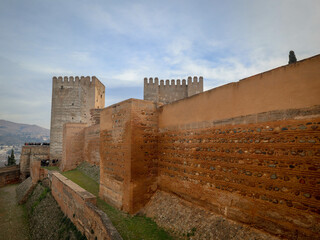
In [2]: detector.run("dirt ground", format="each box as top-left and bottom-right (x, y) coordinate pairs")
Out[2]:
(0, 184), (30, 240)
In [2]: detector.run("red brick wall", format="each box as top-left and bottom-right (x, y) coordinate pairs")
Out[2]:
(99, 99), (158, 213)
(100, 100), (131, 210)
(157, 116), (320, 239)
(20, 145), (50, 180)
(0, 165), (20, 187)
(51, 172), (120, 240)
(61, 123), (87, 171)
(84, 124), (100, 165)
(130, 100), (158, 213)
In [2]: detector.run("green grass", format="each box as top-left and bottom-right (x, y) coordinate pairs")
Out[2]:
(62, 169), (173, 240)
(62, 169), (99, 196)
(42, 166), (60, 171)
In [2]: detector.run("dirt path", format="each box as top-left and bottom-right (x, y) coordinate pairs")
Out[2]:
(0, 184), (30, 240)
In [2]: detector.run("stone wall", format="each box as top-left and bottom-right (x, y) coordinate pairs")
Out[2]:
(61, 122), (101, 172)
(0, 165), (20, 187)
(51, 172), (122, 240)
(144, 76), (203, 104)
(50, 76), (105, 161)
(142, 191), (279, 240)
(99, 99), (158, 213)
(20, 145), (50, 180)
(60, 123), (87, 171)
(157, 113), (320, 239)
(84, 124), (100, 165)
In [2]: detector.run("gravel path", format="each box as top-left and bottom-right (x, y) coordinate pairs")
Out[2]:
(0, 184), (30, 240)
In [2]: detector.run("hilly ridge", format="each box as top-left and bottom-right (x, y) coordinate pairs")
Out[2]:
(0, 119), (50, 145)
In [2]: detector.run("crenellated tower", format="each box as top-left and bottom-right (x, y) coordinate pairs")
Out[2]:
(144, 76), (203, 104)
(50, 76), (105, 160)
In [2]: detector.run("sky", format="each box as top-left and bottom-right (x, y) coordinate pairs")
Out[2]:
(0, 0), (319, 129)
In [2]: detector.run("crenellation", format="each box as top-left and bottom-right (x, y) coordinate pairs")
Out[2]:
(193, 76), (198, 82)
(144, 76), (204, 104)
(50, 75), (105, 160)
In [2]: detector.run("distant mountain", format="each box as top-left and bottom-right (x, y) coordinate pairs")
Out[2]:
(0, 120), (50, 145)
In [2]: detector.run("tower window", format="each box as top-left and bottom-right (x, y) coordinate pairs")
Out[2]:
(61, 86), (64, 89)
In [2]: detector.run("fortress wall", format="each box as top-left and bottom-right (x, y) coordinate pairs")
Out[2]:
(51, 172), (121, 240)
(83, 124), (100, 166)
(100, 100), (132, 210)
(0, 165), (20, 187)
(155, 56), (320, 239)
(50, 76), (105, 161)
(157, 113), (320, 239)
(99, 99), (158, 213)
(144, 76), (203, 104)
(130, 100), (158, 213)
(159, 55), (320, 128)
(158, 79), (188, 104)
(20, 145), (50, 180)
(60, 123), (87, 172)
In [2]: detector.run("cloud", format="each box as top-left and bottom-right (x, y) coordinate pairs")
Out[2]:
(0, 0), (319, 128)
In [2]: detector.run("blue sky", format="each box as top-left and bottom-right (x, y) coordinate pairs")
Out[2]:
(0, 0), (319, 129)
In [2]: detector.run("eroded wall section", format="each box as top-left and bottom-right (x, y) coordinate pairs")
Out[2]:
(99, 99), (158, 213)
(20, 145), (50, 180)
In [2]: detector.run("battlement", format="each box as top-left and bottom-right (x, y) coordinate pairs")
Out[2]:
(144, 76), (204, 104)
(52, 76), (99, 86)
(144, 76), (203, 86)
(50, 75), (105, 161)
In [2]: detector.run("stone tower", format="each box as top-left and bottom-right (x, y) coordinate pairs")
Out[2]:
(50, 76), (105, 160)
(144, 76), (203, 104)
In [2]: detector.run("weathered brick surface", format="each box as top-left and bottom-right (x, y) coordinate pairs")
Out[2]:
(61, 123), (87, 171)
(16, 177), (35, 204)
(99, 99), (158, 213)
(50, 76), (105, 160)
(20, 145), (49, 180)
(142, 191), (280, 240)
(84, 124), (100, 165)
(51, 172), (122, 240)
(157, 117), (320, 239)
(0, 165), (20, 187)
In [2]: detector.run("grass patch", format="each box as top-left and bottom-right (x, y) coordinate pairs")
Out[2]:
(97, 198), (173, 240)
(63, 169), (173, 240)
(42, 166), (60, 171)
(62, 169), (99, 196)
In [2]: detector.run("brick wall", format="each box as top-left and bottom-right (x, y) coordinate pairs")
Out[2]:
(20, 145), (50, 180)
(157, 114), (320, 239)
(99, 99), (158, 213)
(84, 124), (100, 165)
(0, 165), (20, 187)
(61, 123), (87, 171)
(51, 172), (121, 240)
(50, 76), (105, 160)
(159, 55), (320, 128)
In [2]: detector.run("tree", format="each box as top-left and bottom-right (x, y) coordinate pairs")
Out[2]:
(288, 50), (297, 64)
(6, 149), (16, 166)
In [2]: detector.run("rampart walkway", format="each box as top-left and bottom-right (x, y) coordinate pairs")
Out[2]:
(0, 184), (30, 240)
